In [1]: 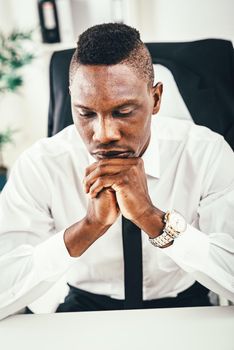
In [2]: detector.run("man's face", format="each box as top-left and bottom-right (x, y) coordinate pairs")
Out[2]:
(70, 64), (162, 160)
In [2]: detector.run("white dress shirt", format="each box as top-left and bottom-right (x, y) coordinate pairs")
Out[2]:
(0, 116), (234, 319)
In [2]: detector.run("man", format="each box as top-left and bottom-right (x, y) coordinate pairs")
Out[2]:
(0, 23), (234, 319)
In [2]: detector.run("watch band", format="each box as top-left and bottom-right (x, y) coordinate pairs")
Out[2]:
(149, 210), (187, 248)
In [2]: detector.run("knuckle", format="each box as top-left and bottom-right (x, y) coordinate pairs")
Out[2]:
(137, 158), (143, 166)
(122, 174), (129, 184)
(136, 158), (144, 171)
(96, 165), (102, 174)
(131, 164), (138, 174)
(97, 162), (106, 173)
(97, 177), (103, 186)
(99, 159), (107, 166)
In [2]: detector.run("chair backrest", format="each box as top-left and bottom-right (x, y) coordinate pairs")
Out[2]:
(48, 39), (234, 150)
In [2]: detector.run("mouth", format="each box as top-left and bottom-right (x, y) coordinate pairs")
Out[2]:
(92, 150), (133, 159)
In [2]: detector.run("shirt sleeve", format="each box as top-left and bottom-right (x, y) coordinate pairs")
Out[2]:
(163, 137), (234, 302)
(0, 150), (78, 320)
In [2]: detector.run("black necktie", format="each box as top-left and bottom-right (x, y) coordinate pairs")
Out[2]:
(122, 216), (143, 309)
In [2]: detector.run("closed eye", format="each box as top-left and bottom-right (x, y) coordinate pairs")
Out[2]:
(79, 111), (96, 118)
(112, 111), (133, 118)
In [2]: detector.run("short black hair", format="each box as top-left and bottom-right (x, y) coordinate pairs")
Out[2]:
(70, 23), (154, 86)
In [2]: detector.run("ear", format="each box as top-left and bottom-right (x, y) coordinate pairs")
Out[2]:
(151, 82), (163, 115)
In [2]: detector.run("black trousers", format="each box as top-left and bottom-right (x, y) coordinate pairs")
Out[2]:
(55, 282), (211, 313)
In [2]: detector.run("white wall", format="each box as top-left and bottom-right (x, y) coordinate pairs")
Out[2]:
(136, 0), (234, 43)
(0, 0), (119, 168)
(0, 0), (234, 168)
(0, 0), (72, 168)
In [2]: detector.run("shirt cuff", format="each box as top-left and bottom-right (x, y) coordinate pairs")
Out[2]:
(33, 230), (78, 281)
(162, 224), (210, 272)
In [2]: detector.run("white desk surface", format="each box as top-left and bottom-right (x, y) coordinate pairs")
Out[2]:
(0, 306), (233, 350)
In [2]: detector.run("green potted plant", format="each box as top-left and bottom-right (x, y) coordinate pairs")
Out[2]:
(0, 29), (34, 190)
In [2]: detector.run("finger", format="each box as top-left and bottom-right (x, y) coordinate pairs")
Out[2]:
(103, 188), (120, 212)
(85, 157), (140, 176)
(84, 164), (130, 193)
(89, 174), (124, 198)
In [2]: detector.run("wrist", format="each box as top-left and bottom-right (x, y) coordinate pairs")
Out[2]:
(149, 210), (187, 248)
(133, 205), (165, 238)
(84, 215), (111, 235)
(64, 216), (111, 257)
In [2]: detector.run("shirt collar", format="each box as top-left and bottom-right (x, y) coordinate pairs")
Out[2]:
(87, 121), (160, 179)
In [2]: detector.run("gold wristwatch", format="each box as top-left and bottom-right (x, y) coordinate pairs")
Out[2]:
(149, 210), (187, 248)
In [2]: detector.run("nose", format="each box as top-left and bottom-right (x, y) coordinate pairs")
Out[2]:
(93, 116), (121, 144)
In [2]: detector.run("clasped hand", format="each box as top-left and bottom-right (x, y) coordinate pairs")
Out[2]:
(64, 157), (164, 257)
(84, 158), (153, 227)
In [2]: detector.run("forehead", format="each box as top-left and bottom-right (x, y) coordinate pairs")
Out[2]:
(70, 64), (149, 108)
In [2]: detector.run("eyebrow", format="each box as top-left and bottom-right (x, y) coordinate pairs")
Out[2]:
(73, 100), (139, 110)
(74, 104), (92, 110)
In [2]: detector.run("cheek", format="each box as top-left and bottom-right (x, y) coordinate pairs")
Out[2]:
(129, 115), (151, 149)
(129, 114), (151, 137)
(75, 118), (93, 145)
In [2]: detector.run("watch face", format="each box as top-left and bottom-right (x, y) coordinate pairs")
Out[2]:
(170, 212), (187, 232)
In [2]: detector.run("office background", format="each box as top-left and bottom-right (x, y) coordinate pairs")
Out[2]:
(0, 0), (234, 169)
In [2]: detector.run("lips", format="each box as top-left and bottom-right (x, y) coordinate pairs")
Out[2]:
(92, 150), (132, 159)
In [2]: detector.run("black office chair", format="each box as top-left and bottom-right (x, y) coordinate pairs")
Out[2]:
(48, 39), (234, 150)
